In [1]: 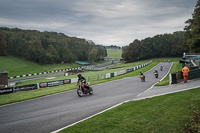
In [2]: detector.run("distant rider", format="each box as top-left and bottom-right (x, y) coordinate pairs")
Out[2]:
(140, 71), (145, 81)
(154, 69), (158, 74)
(140, 71), (144, 76)
(154, 69), (158, 78)
(160, 66), (163, 71)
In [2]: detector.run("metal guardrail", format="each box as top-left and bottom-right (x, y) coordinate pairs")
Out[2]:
(188, 68), (200, 79)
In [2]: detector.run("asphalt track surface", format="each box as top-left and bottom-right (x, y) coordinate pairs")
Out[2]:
(0, 62), (172, 133)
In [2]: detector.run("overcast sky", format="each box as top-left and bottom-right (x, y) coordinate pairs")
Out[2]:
(0, 0), (197, 46)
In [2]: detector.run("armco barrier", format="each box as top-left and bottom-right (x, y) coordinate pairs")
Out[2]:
(8, 67), (82, 79)
(188, 68), (200, 79)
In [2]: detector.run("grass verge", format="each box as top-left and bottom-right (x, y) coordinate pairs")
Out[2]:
(60, 87), (200, 133)
(0, 56), (80, 77)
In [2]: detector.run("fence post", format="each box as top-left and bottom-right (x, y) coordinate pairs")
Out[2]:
(169, 73), (172, 85)
(37, 83), (40, 89)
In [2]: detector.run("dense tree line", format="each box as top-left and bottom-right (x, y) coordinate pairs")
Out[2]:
(122, 0), (200, 63)
(0, 27), (107, 64)
(0, 30), (6, 56)
(184, 0), (200, 53)
(122, 31), (185, 62)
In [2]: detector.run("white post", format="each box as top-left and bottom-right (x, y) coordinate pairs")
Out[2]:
(37, 83), (40, 89)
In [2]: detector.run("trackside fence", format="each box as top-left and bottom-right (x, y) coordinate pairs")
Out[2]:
(1, 61), (152, 95)
(104, 61), (152, 79)
(169, 68), (200, 84)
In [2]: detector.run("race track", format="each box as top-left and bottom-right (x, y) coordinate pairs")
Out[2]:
(0, 62), (172, 133)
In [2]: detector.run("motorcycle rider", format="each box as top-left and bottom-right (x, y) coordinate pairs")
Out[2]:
(154, 69), (158, 74)
(140, 71), (145, 81)
(160, 66), (163, 71)
(154, 69), (158, 78)
(77, 73), (89, 90)
(140, 71), (144, 76)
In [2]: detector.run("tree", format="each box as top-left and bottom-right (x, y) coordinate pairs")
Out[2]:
(0, 27), (108, 64)
(122, 39), (141, 62)
(0, 31), (6, 56)
(184, 0), (200, 52)
(122, 32), (184, 62)
(88, 48), (98, 62)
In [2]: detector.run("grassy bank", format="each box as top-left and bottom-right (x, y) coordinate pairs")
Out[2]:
(60, 87), (200, 133)
(106, 49), (122, 59)
(0, 56), (80, 77)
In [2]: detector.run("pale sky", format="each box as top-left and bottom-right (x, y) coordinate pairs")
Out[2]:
(0, 0), (197, 46)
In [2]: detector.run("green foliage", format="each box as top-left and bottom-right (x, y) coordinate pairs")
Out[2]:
(122, 32), (185, 62)
(0, 27), (107, 64)
(181, 110), (200, 132)
(184, 0), (200, 53)
(0, 31), (6, 56)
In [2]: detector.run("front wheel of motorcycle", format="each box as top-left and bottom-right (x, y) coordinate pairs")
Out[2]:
(89, 87), (93, 95)
(77, 89), (83, 97)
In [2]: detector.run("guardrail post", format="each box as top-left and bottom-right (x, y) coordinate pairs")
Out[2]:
(37, 83), (40, 89)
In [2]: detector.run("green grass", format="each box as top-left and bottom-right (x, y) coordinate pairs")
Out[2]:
(106, 49), (122, 59)
(60, 87), (200, 133)
(0, 56), (80, 77)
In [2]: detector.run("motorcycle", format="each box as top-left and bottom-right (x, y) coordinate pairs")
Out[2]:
(140, 75), (145, 82)
(154, 72), (158, 78)
(77, 82), (93, 97)
(160, 66), (163, 71)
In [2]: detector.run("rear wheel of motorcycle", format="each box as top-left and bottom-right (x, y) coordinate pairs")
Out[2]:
(89, 87), (93, 95)
(77, 89), (83, 97)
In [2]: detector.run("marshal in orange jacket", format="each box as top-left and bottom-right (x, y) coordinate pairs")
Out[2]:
(182, 66), (189, 76)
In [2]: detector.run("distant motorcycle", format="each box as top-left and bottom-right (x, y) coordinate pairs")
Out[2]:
(77, 82), (93, 97)
(160, 66), (163, 71)
(154, 72), (158, 78)
(140, 75), (145, 82)
(154, 69), (159, 78)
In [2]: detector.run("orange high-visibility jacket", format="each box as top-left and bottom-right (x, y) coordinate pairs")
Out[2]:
(182, 66), (189, 76)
